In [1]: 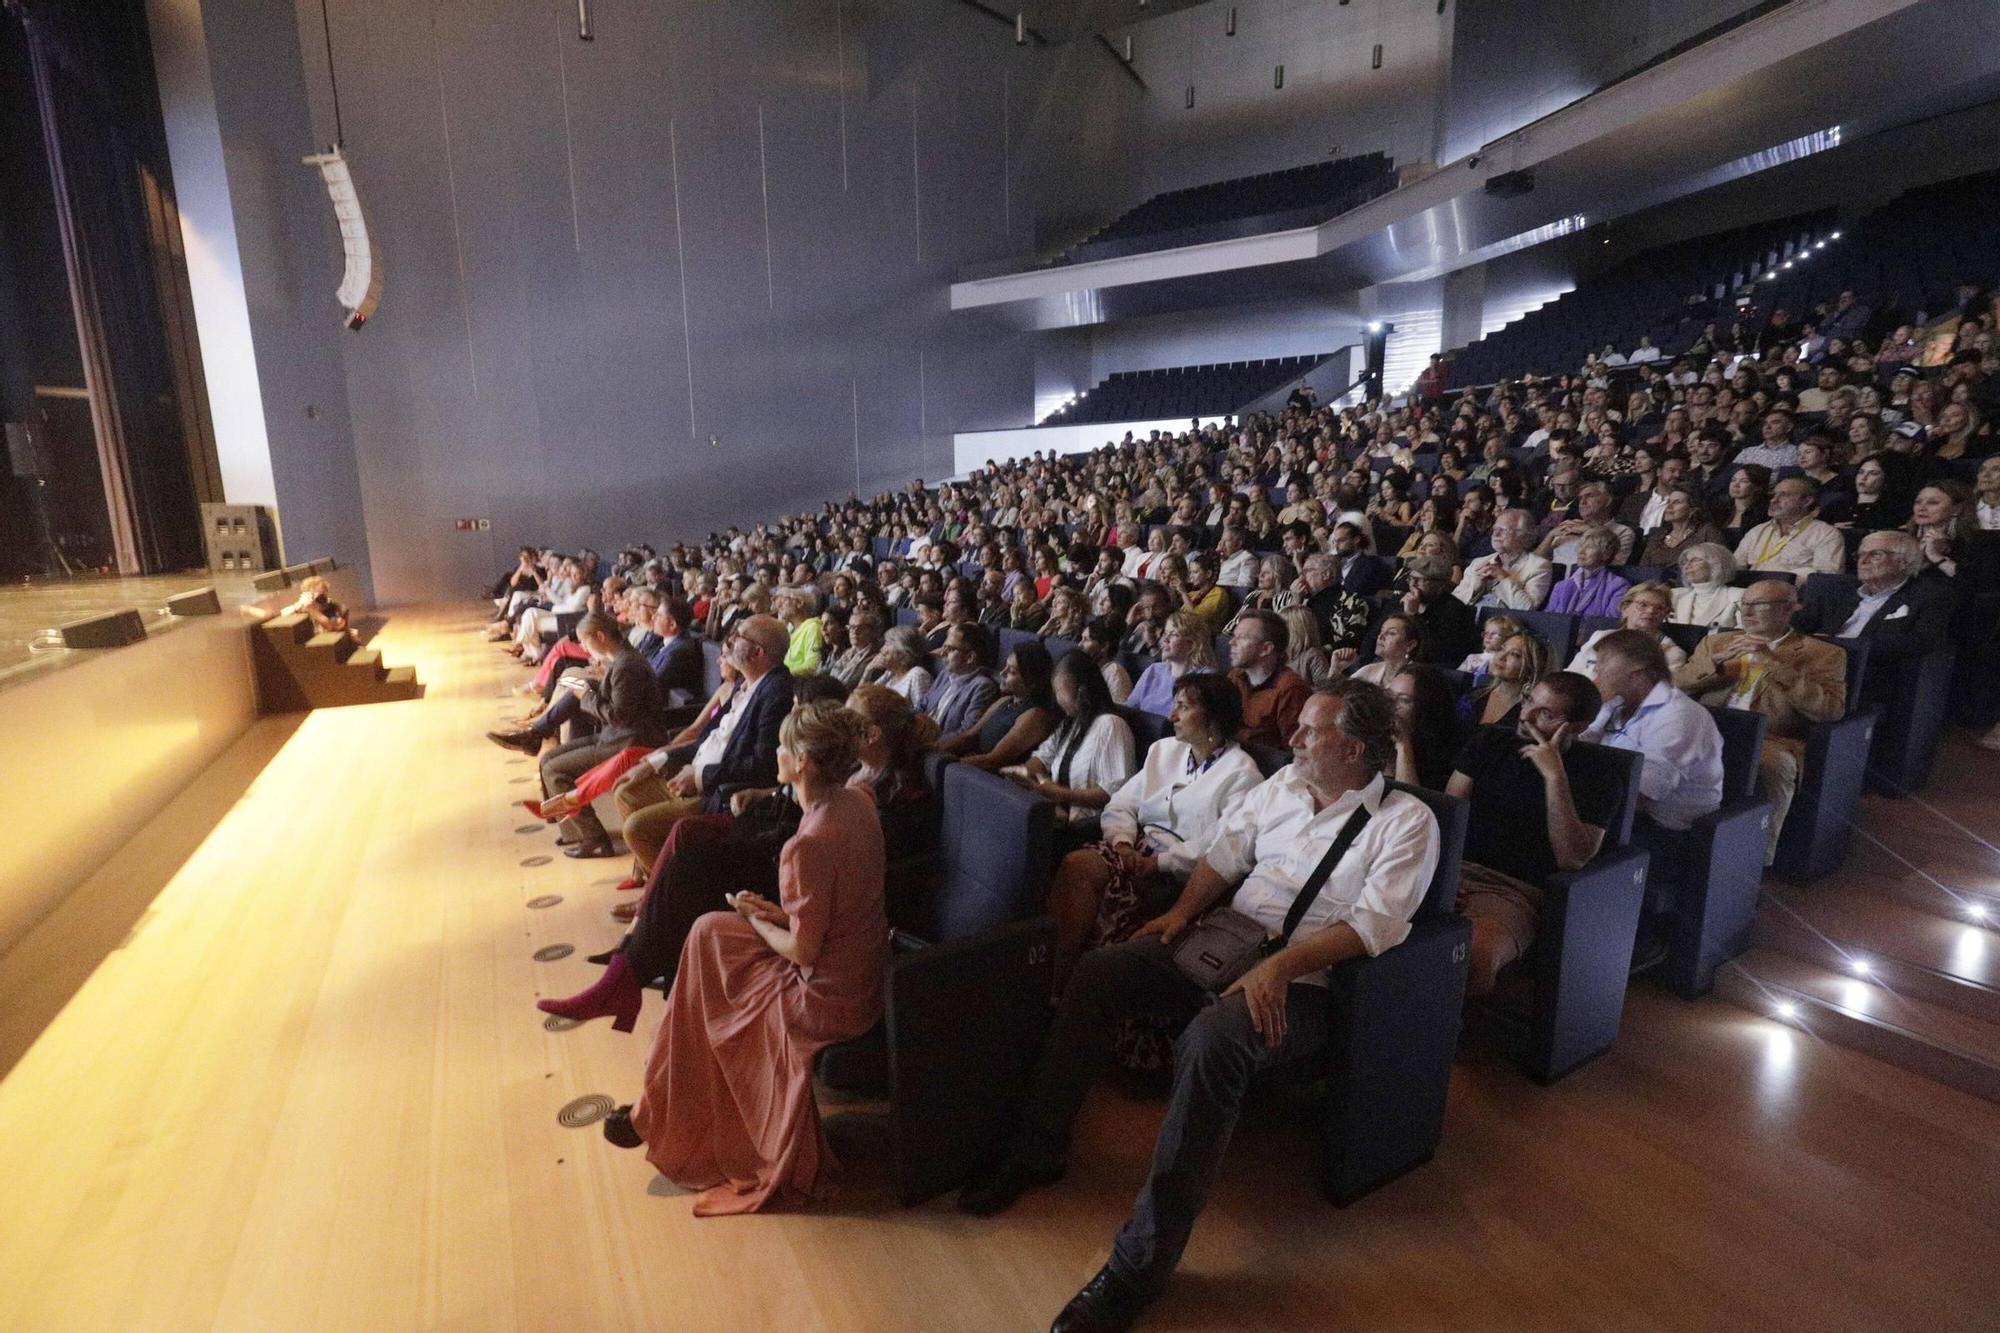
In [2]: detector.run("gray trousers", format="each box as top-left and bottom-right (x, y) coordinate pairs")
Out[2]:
(1017, 935), (1330, 1295)
(538, 737), (626, 841)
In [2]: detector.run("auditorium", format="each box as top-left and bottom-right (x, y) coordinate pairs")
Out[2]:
(5, 0), (2000, 1328)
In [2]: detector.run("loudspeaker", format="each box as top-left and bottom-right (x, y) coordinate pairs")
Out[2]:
(167, 587), (223, 617)
(199, 502), (281, 573)
(60, 608), (148, 649)
(252, 569), (290, 592)
(1483, 169), (1535, 198)
(5, 422), (49, 478)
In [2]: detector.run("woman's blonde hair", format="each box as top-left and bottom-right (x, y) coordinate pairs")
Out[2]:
(1166, 609), (1219, 669)
(780, 699), (867, 782)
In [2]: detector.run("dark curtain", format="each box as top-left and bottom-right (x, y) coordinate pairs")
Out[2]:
(8, 0), (212, 574)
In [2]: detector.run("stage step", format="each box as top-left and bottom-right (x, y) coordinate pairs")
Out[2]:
(1716, 949), (2000, 1106)
(251, 615), (423, 711)
(1756, 883), (2000, 1026)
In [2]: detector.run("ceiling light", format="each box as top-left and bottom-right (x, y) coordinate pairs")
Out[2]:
(1830, 230), (1842, 239)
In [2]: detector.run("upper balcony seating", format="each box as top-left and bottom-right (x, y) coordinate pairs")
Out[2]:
(1050, 152), (1398, 268)
(1043, 354), (1329, 426)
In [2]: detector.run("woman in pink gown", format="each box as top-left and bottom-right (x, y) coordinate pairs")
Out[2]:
(609, 700), (889, 1214)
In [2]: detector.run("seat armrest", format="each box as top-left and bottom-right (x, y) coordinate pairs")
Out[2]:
(1529, 846), (1650, 1084)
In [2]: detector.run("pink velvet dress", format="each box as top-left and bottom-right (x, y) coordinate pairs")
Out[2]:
(630, 783), (888, 1214)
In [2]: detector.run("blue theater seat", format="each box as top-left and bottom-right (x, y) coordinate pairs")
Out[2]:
(1648, 707), (1772, 998)
(1478, 606), (1578, 665)
(1311, 780), (1472, 1204)
(1517, 742), (1649, 1083)
(816, 761), (1056, 1205)
(1771, 636), (1875, 882)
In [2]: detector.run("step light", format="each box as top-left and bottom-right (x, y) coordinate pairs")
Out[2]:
(1774, 1001), (1799, 1020)
(1849, 957), (1872, 977)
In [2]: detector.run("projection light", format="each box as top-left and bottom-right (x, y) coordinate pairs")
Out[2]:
(302, 146), (382, 330)
(1366, 321), (1384, 333)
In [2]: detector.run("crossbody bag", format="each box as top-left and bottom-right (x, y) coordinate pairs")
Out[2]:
(1169, 806), (1373, 992)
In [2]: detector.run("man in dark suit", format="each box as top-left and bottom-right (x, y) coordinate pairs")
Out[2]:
(1332, 520), (1391, 598)
(535, 612), (672, 857)
(1790, 531), (1953, 672)
(613, 614), (794, 879)
(1394, 554), (1478, 667)
(646, 595), (706, 708)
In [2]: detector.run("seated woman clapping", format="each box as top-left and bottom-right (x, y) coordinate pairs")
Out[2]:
(947, 639), (1059, 771)
(1044, 671), (1263, 989)
(600, 701), (891, 1215)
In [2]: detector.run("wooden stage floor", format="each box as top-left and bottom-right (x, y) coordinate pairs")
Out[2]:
(1, 604), (1995, 1332)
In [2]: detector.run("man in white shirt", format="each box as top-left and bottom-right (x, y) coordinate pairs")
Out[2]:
(1215, 524), (1259, 587)
(1584, 629), (1724, 835)
(1456, 510), (1553, 610)
(1535, 481), (1636, 566)
(1627, 336), (1662, 364)
(1733, 477), (1845, 581)
(960, 683), (1440, 1329)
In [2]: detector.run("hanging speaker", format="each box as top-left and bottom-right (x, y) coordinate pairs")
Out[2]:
(5, 422), (49, 478)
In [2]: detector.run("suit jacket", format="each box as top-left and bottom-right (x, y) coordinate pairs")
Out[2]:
(1791, 575), (1952, 672)
(1339, 553), (1393, 599)
(587, 649), (669, 750)
(1674, 631), (1846, 744)
(647, 632), (705, 707)
(669, 666), (793, 813)
(922, 668), (999, 738)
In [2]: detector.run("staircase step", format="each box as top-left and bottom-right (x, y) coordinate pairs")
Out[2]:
(1758, 883), (2000, 1026)
(346, 648), (385, 680)
(262, 613), (314, 645)
(305, 631), (358, 663)
(379, 664), (422, 700)
(1717, 949), (2000, 1105)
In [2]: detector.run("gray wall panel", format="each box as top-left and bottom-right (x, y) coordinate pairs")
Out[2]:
(172, 0), (1058, 602)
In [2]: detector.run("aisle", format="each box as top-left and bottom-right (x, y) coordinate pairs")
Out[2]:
(0, 604), (1995, 1332)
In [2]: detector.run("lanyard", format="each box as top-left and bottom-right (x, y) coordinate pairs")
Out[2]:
(1751, 519), (1812, 565)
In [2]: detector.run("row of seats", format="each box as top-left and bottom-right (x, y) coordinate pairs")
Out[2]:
(1041, 354), (1329, 425)
(1051, 151), (1397, 266)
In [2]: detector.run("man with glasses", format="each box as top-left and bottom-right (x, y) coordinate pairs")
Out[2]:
(613, 615), (793, 882)
(1675, 580), (1846, 862)
(922, 621), (999, 744)
(1734, 476), (1844, 581)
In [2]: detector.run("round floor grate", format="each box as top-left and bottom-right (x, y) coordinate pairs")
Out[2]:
(526, 893), (563, 909)
(533, 943), (574, 962)
(557, 1094), (616, 1128)
(520, 856), (553, 868)
(543, 1014), (581, 1032)
(515, 824), (543, 834)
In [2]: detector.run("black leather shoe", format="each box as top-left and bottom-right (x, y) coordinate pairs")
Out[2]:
(1051, 1266), (1148, 1333)
(956, 1155), (1064, 1217)
(602, 1104), (642, 1149)
(564, 839), (616, 859)
(486, 729), (541, 756)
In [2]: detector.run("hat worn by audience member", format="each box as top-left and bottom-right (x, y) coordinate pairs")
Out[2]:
(1406, 555), (1453, 582)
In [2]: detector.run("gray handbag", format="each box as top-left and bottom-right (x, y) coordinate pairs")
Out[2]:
(1170, 806), (1373, 992)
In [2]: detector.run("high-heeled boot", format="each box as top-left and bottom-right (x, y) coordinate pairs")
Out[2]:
(537, 953), (642, 1031)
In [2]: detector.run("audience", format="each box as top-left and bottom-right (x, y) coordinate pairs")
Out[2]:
(1002, 652), (1136, 844)
(958, 683), (1440, 1333)
(1225, 609), (1310, 747)
(602, 702), (889, 1216)
(1447, 670), (1613, 996)
(1675, 580), (1846, 862)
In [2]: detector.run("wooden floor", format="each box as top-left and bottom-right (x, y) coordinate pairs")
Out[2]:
(2, 604), (1997, 1332)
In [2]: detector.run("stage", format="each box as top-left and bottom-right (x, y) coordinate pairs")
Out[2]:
(0, 603), (1995, 1331)
(0, 570), (263, 683)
